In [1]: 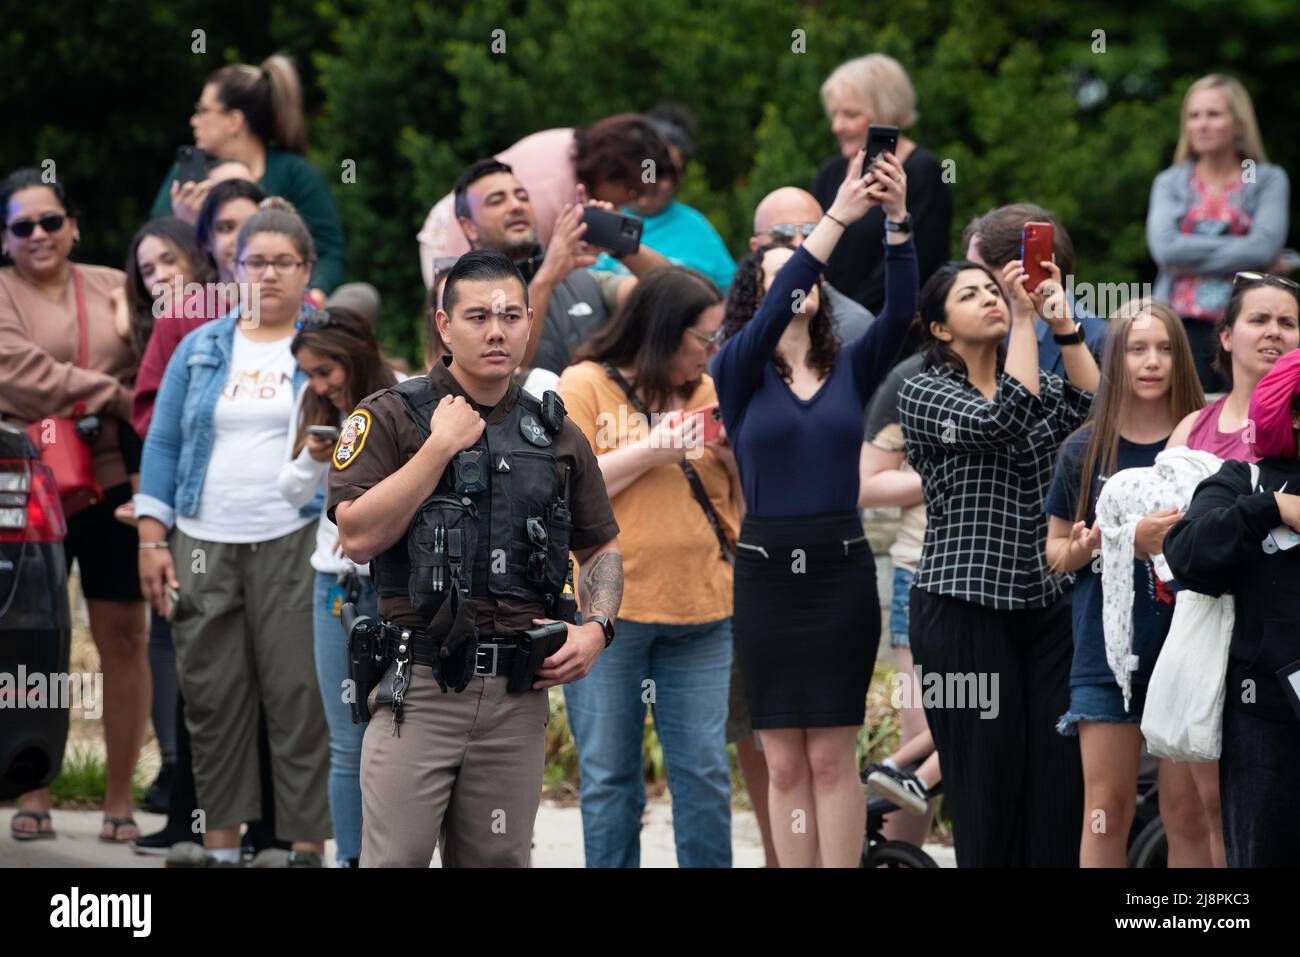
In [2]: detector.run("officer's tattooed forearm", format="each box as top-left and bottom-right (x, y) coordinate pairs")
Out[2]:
(581, 551), (624, 621)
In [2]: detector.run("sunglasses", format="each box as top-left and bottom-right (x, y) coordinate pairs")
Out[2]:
(1234, 271), (1300, 292)
(7, 215), (67, 238)
(769, 223), (817, 240)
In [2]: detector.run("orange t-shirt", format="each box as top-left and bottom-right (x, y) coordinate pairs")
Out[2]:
(558, 360), (739, 625)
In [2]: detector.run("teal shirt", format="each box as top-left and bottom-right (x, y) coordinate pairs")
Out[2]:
(589, 201), (735, 291)
(150, 151), (345, 293)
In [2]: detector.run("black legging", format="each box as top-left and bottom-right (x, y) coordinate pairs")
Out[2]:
(148, 614), (179, 764)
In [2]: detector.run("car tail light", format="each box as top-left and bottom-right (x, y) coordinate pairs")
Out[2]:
(0, 457), (67, 543)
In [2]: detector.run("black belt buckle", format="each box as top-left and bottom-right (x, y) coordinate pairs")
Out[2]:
(474, 642), (500, 678)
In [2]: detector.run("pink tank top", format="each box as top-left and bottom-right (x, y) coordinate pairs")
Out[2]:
(1186, 395), (1259, 462)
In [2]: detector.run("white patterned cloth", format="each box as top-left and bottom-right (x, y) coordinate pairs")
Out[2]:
(1093, 446), (1225, 709)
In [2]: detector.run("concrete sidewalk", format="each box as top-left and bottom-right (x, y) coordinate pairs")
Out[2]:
(2, 801), (954, 867)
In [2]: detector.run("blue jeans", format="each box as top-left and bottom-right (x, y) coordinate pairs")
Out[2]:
(563, 617), (733, 868)
(312, 570), (377, 866)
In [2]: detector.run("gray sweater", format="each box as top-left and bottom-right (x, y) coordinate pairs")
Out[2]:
(1145, 160), (1290, 305)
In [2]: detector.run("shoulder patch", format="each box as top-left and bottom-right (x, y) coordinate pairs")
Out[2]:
(333, 410), (372, 470)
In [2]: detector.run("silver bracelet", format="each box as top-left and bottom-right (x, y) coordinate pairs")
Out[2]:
(138, 542), (170, 550)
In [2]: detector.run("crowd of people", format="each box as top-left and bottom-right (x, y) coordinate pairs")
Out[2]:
(2, 49), (1297, 869)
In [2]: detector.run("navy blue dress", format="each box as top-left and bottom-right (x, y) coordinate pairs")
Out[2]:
(713, 237), (918, 728)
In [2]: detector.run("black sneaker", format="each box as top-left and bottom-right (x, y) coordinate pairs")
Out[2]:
(140, 763), (176, 815)
(132, 827), (202, 857)
(866, 766), (929, 815)
(859, 762), (888, 787)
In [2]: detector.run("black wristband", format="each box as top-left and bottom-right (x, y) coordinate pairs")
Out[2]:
(1052, 323), (1086, 346)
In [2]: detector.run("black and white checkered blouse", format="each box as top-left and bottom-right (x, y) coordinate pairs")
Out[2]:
(898, 363), (1094, 610)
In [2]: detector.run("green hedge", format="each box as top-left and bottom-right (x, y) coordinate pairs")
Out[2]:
(4, 0), (1297, 364)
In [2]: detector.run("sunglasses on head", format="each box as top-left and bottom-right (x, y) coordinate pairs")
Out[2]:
(295, 310), (334, 331)
(7, 215), (67, 238)
(1234, 271), (1300, 292)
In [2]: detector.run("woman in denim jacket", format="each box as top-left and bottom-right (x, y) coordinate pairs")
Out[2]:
(135, 198), (331, 867)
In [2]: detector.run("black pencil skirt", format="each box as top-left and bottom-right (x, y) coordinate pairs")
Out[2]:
(732, 510), (880, 730)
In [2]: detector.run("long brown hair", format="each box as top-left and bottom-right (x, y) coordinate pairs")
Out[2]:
(290, 306), (397, 456)
(208, 54), (308, 155)
(1072, 300), (1205, 523)
(576, 266), (721, 412)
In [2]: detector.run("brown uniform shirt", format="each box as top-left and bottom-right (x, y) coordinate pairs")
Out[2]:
(327, 358), (619, 635)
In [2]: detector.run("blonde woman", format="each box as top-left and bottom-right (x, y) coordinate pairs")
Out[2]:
(1146, 74), (1291, 393)
(813, 53), (951, 313)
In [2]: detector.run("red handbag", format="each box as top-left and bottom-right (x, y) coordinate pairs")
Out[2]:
(24, 267), (104, 518)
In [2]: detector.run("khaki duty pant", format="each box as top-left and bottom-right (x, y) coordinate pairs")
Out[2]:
(169, 524), (332, 840)
(360, 665), (549, 867)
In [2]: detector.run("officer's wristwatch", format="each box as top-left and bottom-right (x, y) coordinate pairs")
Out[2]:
(587, 614), (616, 648)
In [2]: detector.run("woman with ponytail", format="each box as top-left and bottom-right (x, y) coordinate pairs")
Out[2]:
(151, 54), (344, 298)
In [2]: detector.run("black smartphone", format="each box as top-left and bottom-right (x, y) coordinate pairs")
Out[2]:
(175, 145), (209, 186)
(579, 207), (643, 257)
(862, 124), (900, 177)
(306, 425), (340, 441)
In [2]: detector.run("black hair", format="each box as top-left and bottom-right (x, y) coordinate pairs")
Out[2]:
(915, 260), (1008, 377)
(0, 168), (76, 260)
(1213, 276), (1300, 387)
(453, 159), (517, 222)
(723, 243), (840, 383)
(124, 217), (217, 355)
(440, 249), (528, 317)
(195, 178), (267, 253)
(576, 266), (722, 412)
(647, 102), (697, 167)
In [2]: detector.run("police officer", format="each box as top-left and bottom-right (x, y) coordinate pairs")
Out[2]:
(328, 250), (623, 867)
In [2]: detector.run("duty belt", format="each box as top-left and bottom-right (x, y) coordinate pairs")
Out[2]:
(404, 629), (521, 678)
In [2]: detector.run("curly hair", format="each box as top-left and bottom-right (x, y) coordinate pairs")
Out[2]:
(723, 242), (840, 383)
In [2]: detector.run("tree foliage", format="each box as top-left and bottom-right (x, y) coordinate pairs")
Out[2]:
(3, 0), (1296, 361)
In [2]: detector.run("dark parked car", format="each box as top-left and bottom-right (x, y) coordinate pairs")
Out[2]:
(0, 421), (71, 801)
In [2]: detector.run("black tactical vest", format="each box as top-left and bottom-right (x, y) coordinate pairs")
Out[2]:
(370, 376), (572, 632)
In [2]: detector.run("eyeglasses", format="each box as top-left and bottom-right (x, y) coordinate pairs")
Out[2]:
(238, 257), (306, 275)
(1234, 271), (1300, 292)
(768, 223), (817, 240)
(7, 215), (66, 238)
(685, 326), (727, 349)
(193, 102), (230, 117)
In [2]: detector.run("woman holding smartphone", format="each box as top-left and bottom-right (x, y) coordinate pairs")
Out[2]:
(715, 148), (916, 867)
(277, 306), (396, 868)
(558, 267), (742, 868)
(898, 256), (1099, 867)
(136, 198), (331, 866)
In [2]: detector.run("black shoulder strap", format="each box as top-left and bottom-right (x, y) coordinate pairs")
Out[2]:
(601, 364), (732, 562)
(389, 376), (442, 441)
